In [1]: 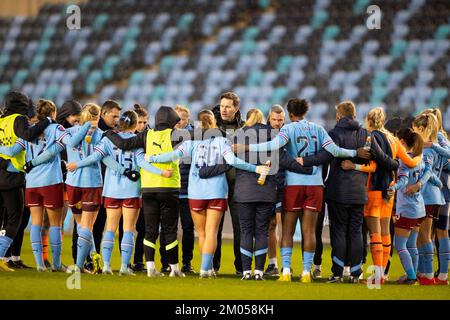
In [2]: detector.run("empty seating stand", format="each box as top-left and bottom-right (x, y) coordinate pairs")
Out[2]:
(0, 0), (448, 130)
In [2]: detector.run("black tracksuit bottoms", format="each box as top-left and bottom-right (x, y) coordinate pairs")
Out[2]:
(5, 206), (30, 258)
(236, 202), (274, 272)
(160, 197), (194, 267)
(0, 188), (24, 240)
(327, 200), (364, 277)
(142, 191), (179, 265)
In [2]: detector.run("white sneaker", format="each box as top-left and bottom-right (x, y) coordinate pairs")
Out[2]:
(343, 266), (350, 277)
(37, 265), (50, 272)
(208, 270), (217, 279)
(66, 265), (81, 274)
(119, 267), (136, 276)
(199, 270), (209, 279)
(169, 269), (185, 278)
(147, 268), (164, 278)
(102, 266), (113, 275)
(312, 268), (322, 280)
(51, 265), (67, 273)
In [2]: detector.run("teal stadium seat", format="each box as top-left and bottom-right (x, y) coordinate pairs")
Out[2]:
(276, 55), (293, 75)
(322, 25), (340, 41)
(434, 25), (450, 40)
(178, 13), (195, 31)
(311, 10), (328, 29)
(428, 88), (448, 106)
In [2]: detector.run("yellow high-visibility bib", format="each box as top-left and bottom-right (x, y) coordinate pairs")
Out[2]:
(141, 129), (180, 189)
(0, 114), (25, 172)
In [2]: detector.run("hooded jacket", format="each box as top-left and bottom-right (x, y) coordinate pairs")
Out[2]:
(2, 91), (50, 142)
(0, 92), (50, 189)
(322, 117), (373, 204)
(56, 100), (82, 179)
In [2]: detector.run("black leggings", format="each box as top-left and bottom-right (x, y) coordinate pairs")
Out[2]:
(92, 206), (107, 253)
(160, 198), (194, 267)
(313, 205), (326, 265)
(5, 206), (30, 258)
(0, 188), (24, 240)
(143, 192), (179, 265)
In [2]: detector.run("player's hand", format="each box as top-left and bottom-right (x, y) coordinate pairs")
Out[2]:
(23, 161), (34, 173)
(232, 144), (247, 153)
(124, 169), (140, 182)
(341, 160), (356, 170)
(256, 165), (270, 176)
(66, 162), (78, 172)
(356, 147), (371, 159)
(404, 182), (421, 195)
(161, 169), (173, 178)
(296, 157), (304, 166)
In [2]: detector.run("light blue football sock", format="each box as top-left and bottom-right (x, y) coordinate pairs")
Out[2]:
(201, 253), (213, 272)
(302, 251), (314, 273)
(422, 241), (434, 275)
(438, 237), (450, 275)
(407, 231), (419, 272)
(49, 226), (62, 268)
(0, 235), (13, 258)
(120, 231), (134, 271)
(101, 230), (115, 268)
(30, 225), (44, 268)
(76, 227), (92, 269)
(395, 235), (416, 280)
(280, 247), (292, 270)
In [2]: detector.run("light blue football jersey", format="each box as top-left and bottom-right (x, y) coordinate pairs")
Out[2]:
(393, 157), (426, 219)
(75, 132), (161, 199)
(0, 124), (67, 188)
(64, 124), (103, 188)
(150, 136), (256, 200)
(248, 119), (357, 186)
(421, 147), (445, 206)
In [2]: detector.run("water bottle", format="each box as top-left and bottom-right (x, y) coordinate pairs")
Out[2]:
(257, 160), (271, 185)
(363, 136), (372, 151)
(85, 126), (97, 144)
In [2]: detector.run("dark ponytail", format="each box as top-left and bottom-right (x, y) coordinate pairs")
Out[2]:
(397, 128), (423, 157)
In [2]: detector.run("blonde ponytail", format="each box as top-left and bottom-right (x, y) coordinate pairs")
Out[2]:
(80, 103), (101, 125)
(244, 108), (265, 127)
(198, 109), (216, 129)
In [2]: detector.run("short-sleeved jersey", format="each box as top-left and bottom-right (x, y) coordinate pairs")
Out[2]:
(279, 120), (336, 186)
(21, 123), (66, 188)
(178, 137), (232, 200)
(65, 125), (103, 188)
(94, 132), (141, 199)
(437, 132), (450, 202)
(421, 147), (445, 205)
(395, 158), (426, 219)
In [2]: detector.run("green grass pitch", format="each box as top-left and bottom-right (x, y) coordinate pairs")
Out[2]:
(0, 234), (449, 300)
